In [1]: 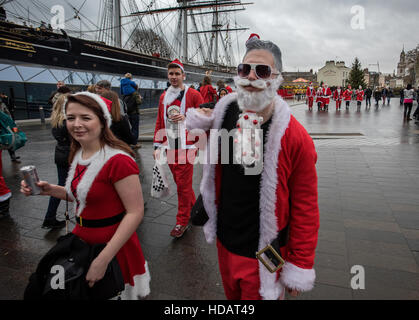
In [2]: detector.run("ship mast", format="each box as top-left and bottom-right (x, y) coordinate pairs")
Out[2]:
(114, 0), (121, 48)
(125, 0), (252, 68)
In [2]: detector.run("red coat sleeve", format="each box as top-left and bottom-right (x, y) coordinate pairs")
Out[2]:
(286, 127), (319, 270)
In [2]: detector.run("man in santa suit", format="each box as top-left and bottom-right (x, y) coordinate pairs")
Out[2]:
(322, 83), (332, 111)
(153, 59), (204, 238)
(315, 85), (324, 111)
(333, 86), (343, 110)
(356, 85), (364, 111)
(343, 84), (353, 110)
(306, 82), (316, 111)
(185, 34), (319, 300)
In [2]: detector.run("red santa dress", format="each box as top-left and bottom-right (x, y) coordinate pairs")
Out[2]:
(200, 84), (217, 103)
(65, 145), (150, 300)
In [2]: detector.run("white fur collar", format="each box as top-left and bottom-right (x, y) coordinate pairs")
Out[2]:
(65, 145), (132, 217)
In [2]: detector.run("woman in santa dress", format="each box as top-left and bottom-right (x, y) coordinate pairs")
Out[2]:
(20, 91), (150, 300)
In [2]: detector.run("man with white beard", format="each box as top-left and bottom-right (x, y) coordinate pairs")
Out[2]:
(153, 59), (204, 238)
(185, 34), (319, 300)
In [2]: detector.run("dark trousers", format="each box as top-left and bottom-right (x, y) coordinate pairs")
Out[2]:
(44, 164), (69, 221)
(128, 113), (140, 143)
(366, 97), (371, 107)
(403, 102), (413, 119)
(413, 103), (419, 119)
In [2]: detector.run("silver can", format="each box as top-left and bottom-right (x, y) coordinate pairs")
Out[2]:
(20, 165), (41, 195)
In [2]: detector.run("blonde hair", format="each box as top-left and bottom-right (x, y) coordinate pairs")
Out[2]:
(50, 94), (68, 128)
(87, 84), (96, 93)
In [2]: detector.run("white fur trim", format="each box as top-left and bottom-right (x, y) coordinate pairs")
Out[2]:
(258, 95), (291, 300)
(64, 91), (112, 128)
(120, 261), (151, 300)
(64, 145), (132, 217)
(0, 192), (11, 202)
(280, 261), (316, 292)
(185, 108), (215, 132)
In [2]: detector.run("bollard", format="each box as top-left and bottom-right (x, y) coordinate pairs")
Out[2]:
(39, 106), (45, 124)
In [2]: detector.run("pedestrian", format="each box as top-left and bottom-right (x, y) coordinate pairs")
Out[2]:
(200, 76), (217, 103)
(0, 148), (11, 219)
(216, 80), (233, 94)
(186, 33), (319, 300)
(306, 82), (316, 111)
(0, 92), (20, 163)
(356, 86), (364, 111)
(218, 88), (229, 100)
(333, 86), (343, 111)
(413, 86), (419, 121)
(364, 87), (372, 108)
(315, 86), (324, 111)
(94, 80), (111, 96)
(400, 86), (404, 106)
(120, 75), (142, 149)
(42, 94), (70, 229)
(382, 86), (388, 105)
(20, 91), (150, 299)
(99, 90), (135, 146)
(343, 85), (353, 110)
(153, 58), (204, 238)
(403, 84), (415, 121)
(374, 87), (382, 105)
(387, 87), (392, 105)
(322, 83), (332, 111)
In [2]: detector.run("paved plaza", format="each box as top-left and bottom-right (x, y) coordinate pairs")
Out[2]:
(0, 98), (418, 300)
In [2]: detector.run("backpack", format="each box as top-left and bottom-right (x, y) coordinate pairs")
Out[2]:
(0, 111), (27, 151)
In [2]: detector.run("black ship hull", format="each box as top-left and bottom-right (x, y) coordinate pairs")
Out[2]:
(0, 21), (235, 83)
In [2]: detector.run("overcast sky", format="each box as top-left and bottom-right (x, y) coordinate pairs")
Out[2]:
(4, 0), (419, 74)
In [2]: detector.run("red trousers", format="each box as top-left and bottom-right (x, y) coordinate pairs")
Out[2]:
(308, 97), (314, 108)
(216, 239), (262, 300)
(335, 100), (342, 109)
(167, 149), (196, 226)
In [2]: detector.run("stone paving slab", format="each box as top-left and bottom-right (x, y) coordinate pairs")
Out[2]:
(0, 98), (419, 300)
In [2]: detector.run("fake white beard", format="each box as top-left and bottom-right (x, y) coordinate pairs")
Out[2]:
(234, 75), (282, 112)
(164, 86), (182, 107)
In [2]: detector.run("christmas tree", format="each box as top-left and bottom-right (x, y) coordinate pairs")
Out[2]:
(348, 57), (367, 89)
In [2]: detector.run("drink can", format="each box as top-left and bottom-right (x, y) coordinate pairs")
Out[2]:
(20, 165), (41, 195)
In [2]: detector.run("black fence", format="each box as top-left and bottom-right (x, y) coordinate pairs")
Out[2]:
(0, 81), (164, 120)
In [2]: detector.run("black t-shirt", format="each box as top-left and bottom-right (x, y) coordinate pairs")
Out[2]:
(217, 102), (272, 258)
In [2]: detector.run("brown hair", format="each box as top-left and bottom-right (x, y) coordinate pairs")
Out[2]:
(65, 94), (134, 163)
(167, 63), (184, 73)
(99, 90), (122, 122)
(202, 76), (212, 86)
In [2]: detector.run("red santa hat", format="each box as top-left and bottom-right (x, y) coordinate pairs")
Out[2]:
(246, 33), (260, 45)
(63, 91), (113, 128)
(169, 58), (184, 73)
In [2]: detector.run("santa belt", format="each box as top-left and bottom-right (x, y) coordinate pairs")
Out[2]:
(256, 224), (289, 273)
(76, 212), (125, 228)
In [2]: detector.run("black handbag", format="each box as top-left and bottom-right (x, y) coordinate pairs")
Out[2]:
(24, 197), (125, 300)
(190, 194), (209, 226)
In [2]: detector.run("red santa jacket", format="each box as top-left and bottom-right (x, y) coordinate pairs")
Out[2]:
(153, 86), (203, 149)
(200, 84), (217, 103)
(322, 87), (332, 104)
(315, 88), (323, 103)
(225, 85), (233, 93)
(343, 89), (353, 101)
(185, 93), (319, 300)
(306, 87), (316, 98)
(333, 88), (343, 101)
(356, 89), (364, 101)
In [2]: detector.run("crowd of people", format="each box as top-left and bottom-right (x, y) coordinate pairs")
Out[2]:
(1, 30), (417, 301)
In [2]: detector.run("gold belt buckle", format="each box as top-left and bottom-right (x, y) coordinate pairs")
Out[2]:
(79, 216), (82, 227)
(256, 244), (285, 273)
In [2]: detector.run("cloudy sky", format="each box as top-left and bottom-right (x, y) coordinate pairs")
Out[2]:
(4, 0), (419, 74)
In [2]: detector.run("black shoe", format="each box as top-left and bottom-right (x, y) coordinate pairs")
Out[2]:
(0, 211), (10, 219)
(11, 158), (21, 163)
(42, 218), (66, 229)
